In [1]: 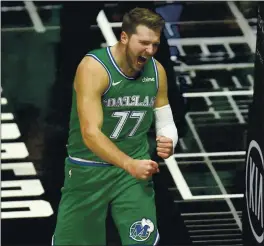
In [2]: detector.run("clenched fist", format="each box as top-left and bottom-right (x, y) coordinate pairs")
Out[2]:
(156, 136), (174, 159)
(124, 159), (159, 180)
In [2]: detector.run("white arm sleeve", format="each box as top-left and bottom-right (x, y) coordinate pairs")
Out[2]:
(154, 104), (178, 150)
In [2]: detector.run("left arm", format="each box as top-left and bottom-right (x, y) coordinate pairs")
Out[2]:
(154, 60), (178, 159)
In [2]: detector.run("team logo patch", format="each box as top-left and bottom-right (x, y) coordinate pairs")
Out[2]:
(129, 218), (154, 241)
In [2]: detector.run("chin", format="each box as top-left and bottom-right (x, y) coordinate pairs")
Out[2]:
(134, 67), (142, 72)
(135, 63), (145, 70)
(130, 65), (140, 73)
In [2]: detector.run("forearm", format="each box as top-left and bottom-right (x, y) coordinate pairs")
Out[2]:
(82, 128), (133, 169)
(154, 104), (178, 149)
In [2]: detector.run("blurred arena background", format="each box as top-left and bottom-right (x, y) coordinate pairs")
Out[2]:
(1, 1), (263, 246)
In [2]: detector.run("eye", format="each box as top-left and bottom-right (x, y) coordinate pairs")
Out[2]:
(140, 41), (149, 45)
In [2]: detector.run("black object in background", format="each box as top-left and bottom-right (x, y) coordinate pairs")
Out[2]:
(242, 3), (264, 246)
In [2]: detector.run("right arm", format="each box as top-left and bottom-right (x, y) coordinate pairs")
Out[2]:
(74, 56), (158, 179)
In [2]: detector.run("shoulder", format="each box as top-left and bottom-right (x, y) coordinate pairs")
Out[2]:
(77, 56), (108, 78)
(153, 58), (167, 85)
(153, 59), (169, 107)
(153, 58), (165, 72)
(74, 56), (109, 94)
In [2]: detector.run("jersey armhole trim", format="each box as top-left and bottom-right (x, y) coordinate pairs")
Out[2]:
(85, 54), (112, 95)
(152, 57), (159, 93)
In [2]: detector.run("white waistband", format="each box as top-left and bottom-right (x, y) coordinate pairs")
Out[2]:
(69, 156), (108, 164)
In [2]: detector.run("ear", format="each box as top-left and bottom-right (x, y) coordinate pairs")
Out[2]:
(120, 31), (129, 45)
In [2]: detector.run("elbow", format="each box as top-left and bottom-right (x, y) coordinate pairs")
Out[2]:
(81, 126), (100, 146)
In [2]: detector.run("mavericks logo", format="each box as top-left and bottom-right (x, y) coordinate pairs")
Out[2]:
(245, 140), (264, 244)
(129, 218), (154, 241)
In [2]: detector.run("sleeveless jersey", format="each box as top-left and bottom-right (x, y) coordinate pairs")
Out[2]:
(67, 46), (159, 163)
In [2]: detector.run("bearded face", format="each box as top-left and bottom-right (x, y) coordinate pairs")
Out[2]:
(122, 25), (161, 73)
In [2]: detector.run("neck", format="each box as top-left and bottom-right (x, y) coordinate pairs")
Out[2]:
(110, 42), (139, 78)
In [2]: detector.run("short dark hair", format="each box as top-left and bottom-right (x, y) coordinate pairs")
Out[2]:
(122, 7), (165, 36)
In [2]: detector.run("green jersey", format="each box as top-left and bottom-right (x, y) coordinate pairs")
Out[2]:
(67, 47), (159, 163)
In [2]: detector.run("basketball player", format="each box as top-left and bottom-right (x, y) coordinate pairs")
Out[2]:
(53, 8), (178, 245)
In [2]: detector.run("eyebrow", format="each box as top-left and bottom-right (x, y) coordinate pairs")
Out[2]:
(139, 40), (160, 45)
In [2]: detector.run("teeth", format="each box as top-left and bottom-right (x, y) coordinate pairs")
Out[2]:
(138, 56), (147, 65)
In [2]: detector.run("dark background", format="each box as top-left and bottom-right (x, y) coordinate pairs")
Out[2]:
(1, 1), (262, 246)
(242, 3), (264, 246)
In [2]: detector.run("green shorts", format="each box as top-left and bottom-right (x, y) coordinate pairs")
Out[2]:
(53, 158), (159, 245)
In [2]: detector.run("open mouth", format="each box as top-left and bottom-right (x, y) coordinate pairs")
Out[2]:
(137, 56), (147, 65)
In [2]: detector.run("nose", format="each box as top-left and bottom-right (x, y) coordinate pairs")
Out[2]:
(145, 44), (155, 55)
